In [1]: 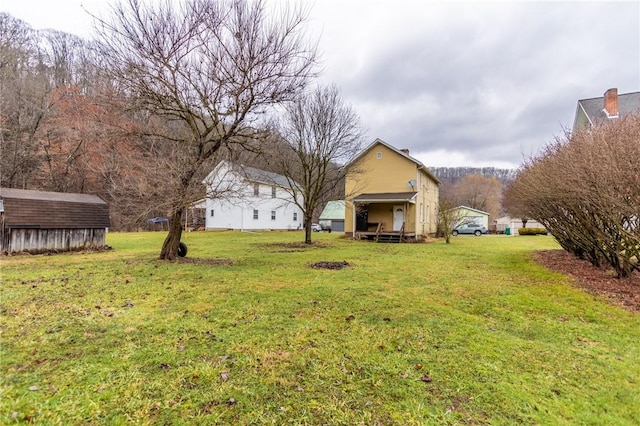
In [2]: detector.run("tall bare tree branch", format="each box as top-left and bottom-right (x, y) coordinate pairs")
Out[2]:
(93, 0), (317, 259)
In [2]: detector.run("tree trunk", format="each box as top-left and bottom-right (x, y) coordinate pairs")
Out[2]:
(160, 208), (184, 260)
(304, 212), (313, 244)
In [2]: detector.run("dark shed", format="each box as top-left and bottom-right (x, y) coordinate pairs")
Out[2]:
(0, 188), (110, 254)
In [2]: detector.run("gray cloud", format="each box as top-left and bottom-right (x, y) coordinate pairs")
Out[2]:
(1, 0), (636, 167)
(310, 1), (640, 167)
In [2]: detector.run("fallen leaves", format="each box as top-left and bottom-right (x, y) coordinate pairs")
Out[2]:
(532, 250), (640, 311)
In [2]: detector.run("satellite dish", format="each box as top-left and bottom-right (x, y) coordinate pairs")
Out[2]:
(407, 179), (417, 187)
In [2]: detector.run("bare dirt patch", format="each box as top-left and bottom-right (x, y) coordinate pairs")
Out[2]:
(309, 261), (351, 270)
(176, 258), (233, 266)
(261, 241), (328, 253)
(532, 250), (640, 312)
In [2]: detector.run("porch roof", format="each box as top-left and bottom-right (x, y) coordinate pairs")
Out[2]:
(352, 192), (417, 204)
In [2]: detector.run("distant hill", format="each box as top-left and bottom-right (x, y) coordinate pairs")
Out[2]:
(428, 167), (517, 185)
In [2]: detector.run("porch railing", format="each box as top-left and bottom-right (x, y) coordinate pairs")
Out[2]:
(375, 222), (383, 242)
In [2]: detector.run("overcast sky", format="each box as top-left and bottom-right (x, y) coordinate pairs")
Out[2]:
(2, 0), (639, 168)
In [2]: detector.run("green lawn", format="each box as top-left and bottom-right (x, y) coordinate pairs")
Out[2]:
(1, 232), (638, 425)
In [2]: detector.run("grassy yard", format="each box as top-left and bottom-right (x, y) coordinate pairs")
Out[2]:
(1, 232), (638, 425)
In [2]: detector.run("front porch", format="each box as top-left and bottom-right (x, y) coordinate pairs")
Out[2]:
(354, 227), (417, 243)
(351, 192), (418, 242)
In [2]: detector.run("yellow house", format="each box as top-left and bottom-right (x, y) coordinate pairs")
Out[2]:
(345, 139), (440, 241)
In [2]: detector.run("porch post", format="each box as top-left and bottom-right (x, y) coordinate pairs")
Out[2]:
(352, 201), (357, 240)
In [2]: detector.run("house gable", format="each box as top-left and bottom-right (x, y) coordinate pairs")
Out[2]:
(573, 89), (640, 132)
(346, 139), (439, 197)
(201, 161), (302, 231)
(344, 138), (441, 238)
(451, 205), (490, 229)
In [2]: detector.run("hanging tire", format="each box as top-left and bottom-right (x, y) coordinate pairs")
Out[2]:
(178, 242), (188, 257)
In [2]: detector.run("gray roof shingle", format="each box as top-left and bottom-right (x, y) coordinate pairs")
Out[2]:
(236, 164), (297, 189)
(578, 91), (640, 124)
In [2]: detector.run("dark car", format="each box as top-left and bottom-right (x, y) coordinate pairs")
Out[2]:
(452, 223), (486, 236)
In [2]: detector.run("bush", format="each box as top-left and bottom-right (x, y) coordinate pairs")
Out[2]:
(503, 114), (640, 278)
(518, 228), (547, 236)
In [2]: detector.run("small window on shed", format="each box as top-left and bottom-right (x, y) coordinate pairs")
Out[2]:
(271, 210), (276, 221)
(253, 209), (259, 220)
(210, 209), (214, 217)
(376, 151), (382, 159)
(293, 212), (298, 221)
(272, 186), (276, 198)
(253, 183), (259, 196)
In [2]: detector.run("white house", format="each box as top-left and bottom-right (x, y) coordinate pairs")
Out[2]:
(202, 161), (303, 231)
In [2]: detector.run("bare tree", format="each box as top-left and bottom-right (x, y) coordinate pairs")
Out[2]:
(0, 14), (52, 188)
(502, 182), (530, 228)
(436, 197), (466, 244)
(270, 84), (364, 244)
(448, 174), (502, 224)
(94, 0), (317, 259)
(504, 114), (640, 278)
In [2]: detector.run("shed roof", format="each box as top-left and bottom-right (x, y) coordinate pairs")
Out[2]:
(0, 188), (110, 229)
(319, 200), (345, 220)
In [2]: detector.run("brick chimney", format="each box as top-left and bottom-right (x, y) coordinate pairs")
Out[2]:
(603, 88), (619, 117)
(400, 148), (410, 156)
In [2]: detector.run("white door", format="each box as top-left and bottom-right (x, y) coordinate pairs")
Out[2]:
(393, 205), (404, 231)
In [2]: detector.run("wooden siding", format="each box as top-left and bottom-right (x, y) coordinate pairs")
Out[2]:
(345, 140), (440, 237)
(1, 228), (106, 254)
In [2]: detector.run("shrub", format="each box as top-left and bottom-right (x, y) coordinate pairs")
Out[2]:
(518, 228), (547, 236)
(503, 114), (640, 278)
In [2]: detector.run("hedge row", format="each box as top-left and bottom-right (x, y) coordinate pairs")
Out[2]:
(518, 228), (547, 236)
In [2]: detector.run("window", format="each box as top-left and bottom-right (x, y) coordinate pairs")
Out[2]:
(376, 151), (382, 159)
(271, 186), (276, 198)
(293, 212), (298, 221)
(253, 183), (259, 196)
(271, 210), (276, 221)
(210, 209), (214, 217)
(253, 209), (259, 220)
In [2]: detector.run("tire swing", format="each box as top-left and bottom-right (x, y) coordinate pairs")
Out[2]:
(177, 241), (188, 257)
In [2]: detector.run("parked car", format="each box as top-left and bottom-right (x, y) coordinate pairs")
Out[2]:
(311, 223), (332, 233)
(452, 223), (486, 236)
